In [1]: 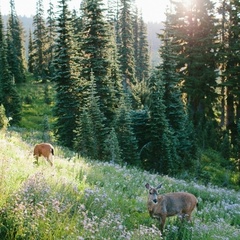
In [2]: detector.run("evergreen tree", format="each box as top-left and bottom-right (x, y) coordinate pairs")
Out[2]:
(32, 0), (48, 82)
(80, 0), (119, 125)
(158, 15), (196, 169)
(119, 0), (136, 88)
(27, 30), (34, 73)
(218, 0), (240, 142)
(0, 37), (22, 125)
(114, 95), (140, 166)
(137, 14), (150, 82)
(53, 0), (81, 148)
(103, 127), (122, 164)
(146, 71), (178, 174)
(74, 72), (107, 160)
(169, 0), (218, 128)
(7, 0), (26, 83)
(46, 0), (57, 79)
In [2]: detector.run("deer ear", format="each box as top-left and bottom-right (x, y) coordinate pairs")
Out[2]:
(156, 183), (162, 189)
(145, 183), (150, 189)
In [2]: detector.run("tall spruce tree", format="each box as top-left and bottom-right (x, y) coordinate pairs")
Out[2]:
(74, 71), (107, 160)
(0, 37), (21, 125)
(119, 0), (136, 88)
(114, 95), (140, 166)
(169, 0), (218, 129)
(32, 0), (48, 82)
(158, 17), (196, 169)
(146, 71), (178, 174)
(7, 0), (26, 83)
(27, 30), (34, 73)
(53, 0), (81, 148)
(218, 0), (240, 142)
(80, 0), (119, 125)
(46, 0), (57, 79)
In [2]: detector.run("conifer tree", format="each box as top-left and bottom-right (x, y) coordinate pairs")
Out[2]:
(74, 72), (107, 160)
(119, 0), (136, 88)
(103, 127), (122, 164)
(158, 14), (196, 169)
(80, 0), (120, 125)
(46, 0), (57, 79)
(114, 95), (140, 166)
(27, 30), (34, 73)
(146, 71), (178, 174)
(0, 37), (22, 125)
(32, 0), (48, 82)
(138, 14), (150, 82)
(7, 0), (26, 83)
(53, 0), (81, 148)
(218, 0), (240, 142)
(169, 0), (218, 128)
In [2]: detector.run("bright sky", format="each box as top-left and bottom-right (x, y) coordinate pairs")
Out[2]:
(0, 0), (170, 23)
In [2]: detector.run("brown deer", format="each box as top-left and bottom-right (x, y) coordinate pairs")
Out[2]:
(33, 143), (54, 166)
(145, 183), (198, 231)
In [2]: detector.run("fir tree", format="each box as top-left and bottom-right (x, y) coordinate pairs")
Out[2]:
(146, 71), (178, 174)
(169, 0), (218, 128)
(46, 0), (57, 79)
(80, 0), (120, 125)
(0, 37), (22, 125)
(7, 0), (26, 83)
(53, 0), (81, 148)
(119, 0), (136, 88)
(27, 30), (34, 73)
(32, 0), (48, 82)
(158, 16), (196, 169)
(114, 94), (140, 166)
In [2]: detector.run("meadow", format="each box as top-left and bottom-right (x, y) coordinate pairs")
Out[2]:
(0, 129), (240, 240)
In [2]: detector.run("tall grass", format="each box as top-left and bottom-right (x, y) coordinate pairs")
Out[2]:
(0, 129), (240, 239)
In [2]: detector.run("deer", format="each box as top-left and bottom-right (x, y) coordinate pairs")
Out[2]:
(33, 143), (54, 166)
(145, 183), (198, 231)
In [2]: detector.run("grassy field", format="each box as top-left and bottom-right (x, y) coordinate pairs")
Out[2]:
(0, 129), (239, 240)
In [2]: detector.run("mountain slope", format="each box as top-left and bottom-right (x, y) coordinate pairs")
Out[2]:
(0, 129), (239, 239)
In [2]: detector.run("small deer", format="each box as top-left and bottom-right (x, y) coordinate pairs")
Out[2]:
(145, 183), (198, 231)
(33, 143), (54, 166)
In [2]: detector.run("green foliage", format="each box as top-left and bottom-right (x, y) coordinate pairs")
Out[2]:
(197, 149), (238, 189)
(17, 80), (54, 132)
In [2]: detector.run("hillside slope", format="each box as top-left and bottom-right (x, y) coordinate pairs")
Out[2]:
(0, 129), (240, 239)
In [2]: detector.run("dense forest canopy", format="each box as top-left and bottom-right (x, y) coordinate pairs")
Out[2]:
(0, 0), (239, 187)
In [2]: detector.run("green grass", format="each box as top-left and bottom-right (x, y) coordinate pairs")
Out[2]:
(17, 78), (55, 131)
(0, 129), (239, 239)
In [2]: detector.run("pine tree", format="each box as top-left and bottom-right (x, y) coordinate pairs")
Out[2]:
(53, 0), (81, 148)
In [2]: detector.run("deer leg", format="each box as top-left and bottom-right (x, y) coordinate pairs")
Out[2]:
(46, 157), (53, 166)
(160, 215), (166, 231)
(34, 156), (39, 165)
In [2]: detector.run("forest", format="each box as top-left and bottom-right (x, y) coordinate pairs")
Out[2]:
(0, 0), (239, 189)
